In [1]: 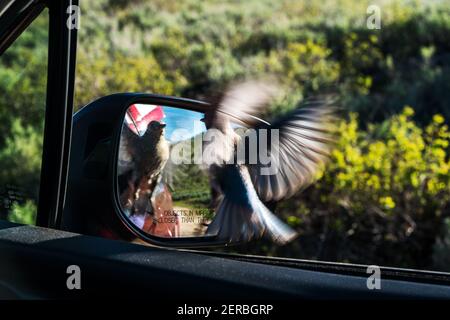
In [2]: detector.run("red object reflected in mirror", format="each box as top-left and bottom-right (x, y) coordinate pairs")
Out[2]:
(143, 183), (180, 238)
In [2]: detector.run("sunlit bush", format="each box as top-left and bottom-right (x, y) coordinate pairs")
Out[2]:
(275, 107), (450, 269)
(8, 200), (37, 225)
(0, 119), (43, 197)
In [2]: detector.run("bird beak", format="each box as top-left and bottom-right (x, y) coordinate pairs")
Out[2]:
(160, 123), (166, 129)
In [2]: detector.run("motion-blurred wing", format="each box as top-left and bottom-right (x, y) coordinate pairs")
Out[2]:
(215, 79), (278, 126)
(245, 100), (338, 202)
(203, 80), (278, 166)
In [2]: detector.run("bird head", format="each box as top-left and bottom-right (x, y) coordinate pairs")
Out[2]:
(147, 120), (166, 136)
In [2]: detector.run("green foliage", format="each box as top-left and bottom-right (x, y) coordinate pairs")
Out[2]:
(249, 108), (450, 269)
(281, 40), (340, 93)
(75, 51), (175, 106)
(0, 119), (43, 191)
(324, 106), (450, 221)
(327, 107), (450, 207)
(74, 0), (450, 128)
(8, 200), (37, 225)
(169, 159), (211, 209)
(0, 11), (47, 143)
(0, 11), (48, 222)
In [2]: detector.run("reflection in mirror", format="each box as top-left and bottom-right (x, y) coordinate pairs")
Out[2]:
(117, 104), (215, 238)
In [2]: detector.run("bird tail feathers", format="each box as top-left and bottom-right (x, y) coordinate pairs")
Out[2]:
(206, 196), (298, 245)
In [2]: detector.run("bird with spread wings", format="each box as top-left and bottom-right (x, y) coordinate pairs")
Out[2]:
(202, 80), (338, 245)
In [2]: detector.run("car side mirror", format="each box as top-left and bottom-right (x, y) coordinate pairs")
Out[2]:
(63, 93), (232, 247)
(117, 102), (221, 242)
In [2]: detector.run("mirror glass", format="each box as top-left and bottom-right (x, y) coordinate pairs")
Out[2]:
(117, 103), (216, 238)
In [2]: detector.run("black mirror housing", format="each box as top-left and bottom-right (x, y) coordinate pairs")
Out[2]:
(63, 93), (228, 248)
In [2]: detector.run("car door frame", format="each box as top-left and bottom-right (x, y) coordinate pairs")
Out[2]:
(0, 0), (79, 229)
(36, 0), (78, 229)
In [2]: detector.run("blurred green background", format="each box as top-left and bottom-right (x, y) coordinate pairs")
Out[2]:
(1, 0), (450, 271)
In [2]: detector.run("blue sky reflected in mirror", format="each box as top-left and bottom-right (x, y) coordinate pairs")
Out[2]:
(162, 106), (206, 143)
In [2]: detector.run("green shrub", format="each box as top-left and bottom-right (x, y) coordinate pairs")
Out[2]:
(268, 107), (450, 269)
(0, 119), (43, 200)
(7, 200), (37, 225)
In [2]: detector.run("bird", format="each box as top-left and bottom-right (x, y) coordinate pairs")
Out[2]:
(118, 120), (170, 220)
(202, 79), (338, 245)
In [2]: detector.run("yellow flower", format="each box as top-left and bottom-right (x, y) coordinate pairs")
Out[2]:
(379, 196), (396, 210)
(403, 106), (414, 117)
(433, 114), (445, 125)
